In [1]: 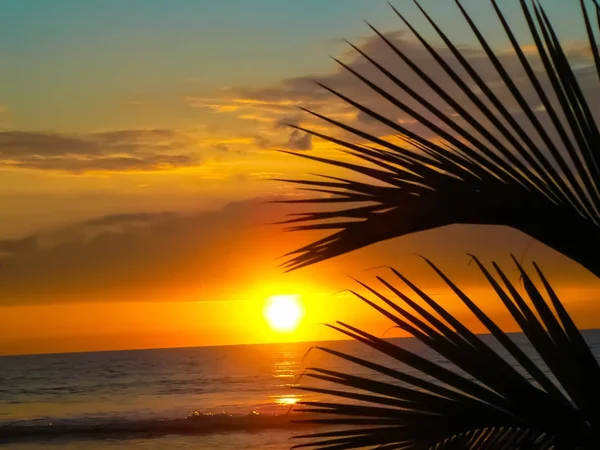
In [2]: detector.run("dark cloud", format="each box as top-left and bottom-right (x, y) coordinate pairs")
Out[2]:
(230, 29), (599, 155)
(0, 235), (38, 257)
(0, 195), (596, 307)
(253, 136), (274, 150)
(2, 154), (200, 174)
(81, 212), (176, 227)
(231, 76), (330, 104)
(274, 115), (302, 129)
(287, 129), (312, 151)
(0, 131), (97, 157)
(0, 197), (299, 305)
(0, 129), (202, 173)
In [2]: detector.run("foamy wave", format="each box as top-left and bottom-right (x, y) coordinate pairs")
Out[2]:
(0, 410), (326, 443)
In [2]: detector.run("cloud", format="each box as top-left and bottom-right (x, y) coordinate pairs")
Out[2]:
(199, 29), (599, 157)
(81, 211), (176, 227)
(274, 114), (302, 129)
(253, 136), (274, 150)
(287, 129), (312, 150)
(0, 129), (204, 173)
(0, 196), (306, 305)
(0, 194), (597, 307)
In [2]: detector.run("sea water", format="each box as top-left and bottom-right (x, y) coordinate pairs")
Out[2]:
(2, 332), (600, 449)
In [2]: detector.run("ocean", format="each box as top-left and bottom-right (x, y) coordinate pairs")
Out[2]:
(2, 331), (600, 449)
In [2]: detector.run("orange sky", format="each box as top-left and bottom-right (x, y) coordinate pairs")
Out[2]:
(2, 200), (600, 356)
(1, 1), (600, 356)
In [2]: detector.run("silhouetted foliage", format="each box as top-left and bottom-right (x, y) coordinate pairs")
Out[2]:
(284, 0), (600, 448)
(279, 0), (600, 278)
(292, 258), (600, 449)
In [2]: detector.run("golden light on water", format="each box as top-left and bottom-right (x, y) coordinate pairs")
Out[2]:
(263, 295), (304, 333)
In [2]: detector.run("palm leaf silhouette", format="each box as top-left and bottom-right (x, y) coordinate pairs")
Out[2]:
(278, 0), (600, 277)
(278, 1), (600, 448)
(292, 257), (600, 449)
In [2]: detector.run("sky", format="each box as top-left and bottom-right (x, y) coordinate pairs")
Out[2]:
(1, 0), (599, 356)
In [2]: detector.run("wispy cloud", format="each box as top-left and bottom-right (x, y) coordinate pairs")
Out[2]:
(287, 129), (312, 150)
(0, 196), (311, 305)
(184, 31), (598, 157)
(0, 195), (594, 307)
(0, 129), (207, 173)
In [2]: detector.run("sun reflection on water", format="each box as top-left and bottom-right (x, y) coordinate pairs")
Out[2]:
(272, 360), (296, 379)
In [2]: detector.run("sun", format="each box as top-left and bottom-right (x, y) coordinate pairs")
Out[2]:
(264, 295), (303, 333)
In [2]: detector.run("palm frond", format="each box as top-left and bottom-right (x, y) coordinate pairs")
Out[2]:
(292, 258), (600, 449)
(280, 0), (600, 276)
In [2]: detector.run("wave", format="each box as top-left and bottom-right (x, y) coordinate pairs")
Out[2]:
(0, 410), (329, 443)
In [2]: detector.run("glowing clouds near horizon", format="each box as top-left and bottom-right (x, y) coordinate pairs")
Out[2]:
(263, 295), (304, 333)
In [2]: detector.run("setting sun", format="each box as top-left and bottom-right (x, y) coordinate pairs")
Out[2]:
(264, 295), (304, 333)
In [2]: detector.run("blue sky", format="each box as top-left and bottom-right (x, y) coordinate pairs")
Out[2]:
(0, 0), (582, 131)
